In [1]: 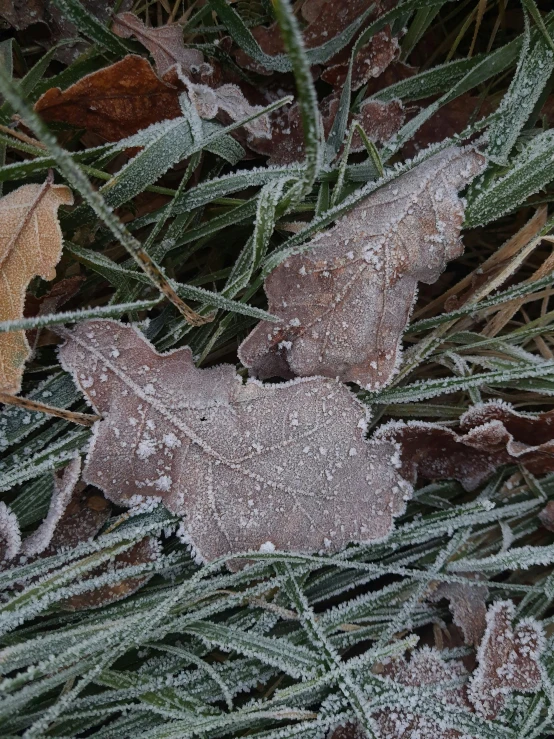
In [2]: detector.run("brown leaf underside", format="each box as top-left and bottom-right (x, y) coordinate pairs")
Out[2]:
(59, 319), (411, 564)
(239, 146), (486, 390)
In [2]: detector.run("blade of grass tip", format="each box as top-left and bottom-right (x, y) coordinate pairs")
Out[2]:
(0, 392), (99, 427)
(0, 66), (211, 327)
(522, 0), (554, 53)
(272, 0), (321, 206)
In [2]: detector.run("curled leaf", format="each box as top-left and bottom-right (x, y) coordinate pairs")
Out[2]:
(239, 146), (486, 390)
(468, 600), (544, 719)
(0, 180), (73, 394)
(58, 319), (411, 564)
(112, 12), (205, 78)
(35, 55), (182, 142)
(377, 400), (554, 491)
(428, 575), (489, 647)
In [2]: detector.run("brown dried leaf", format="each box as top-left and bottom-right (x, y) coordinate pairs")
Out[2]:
(25, 275), (84, 349)
(0, 180), (73, 394)
(239, 147), (485, 390)
(65, 537), (160, 610)
(468, 600), (544, 719)
(112, 12), (205, 78)
(428, 575), (489, 647)
(539, 500), (554, 531)
(58, 319), (411, 564)
(373, 647), (470, 738)
(34, 55), (182, 143)
(377, 400), (554, 491)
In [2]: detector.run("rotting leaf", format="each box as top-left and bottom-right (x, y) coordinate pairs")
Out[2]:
(0, 502), (21, 564)
(34, 55), (183, 143)
(377, 399), (554, 491)
(112, 12), (205, 78)
(0, 178), (73, 395)
(239, 146), (486, 390)
(373, 646), (471, 739)
(467, 600), (544, 719)
(58, 319), (411, 564)
(427, 574), (489, 647)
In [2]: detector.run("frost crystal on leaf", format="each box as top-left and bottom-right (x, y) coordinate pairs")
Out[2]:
(239, 147), (486, 390)
(59, 319), (411, 564)
(378, 399), (554, 490)
(467, 600), (544, 719)
(373, 647), (472, 739)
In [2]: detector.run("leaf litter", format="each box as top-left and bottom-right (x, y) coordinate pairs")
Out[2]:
(58, 319), (411, 564)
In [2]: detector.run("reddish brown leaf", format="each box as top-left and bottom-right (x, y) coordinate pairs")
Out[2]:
(377, 400), (554, 491)
(320, 28), (399, 90)
(428, 575), (489, 647)
(468, 601), (544, 719)
(34, 55), (182, 143)
(25, 275), (84, 348)
(239, 147), (485, 390)
(539, 500), (554, 531)
(65, 537), (160, 610)
(112, 12), (205, 78)
(58, 319), (411, 564)
(350, 98), (405, 152)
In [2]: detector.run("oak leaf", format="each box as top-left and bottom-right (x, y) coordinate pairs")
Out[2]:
(58, 319), (411, 564)
(0, 180), (73, 394)
(239, 147), (486, 390)
(468, 600), (544, 719)
(377, 400), (554, 491)
(34, 55), (182, 143)
(112, 12), (205, 78)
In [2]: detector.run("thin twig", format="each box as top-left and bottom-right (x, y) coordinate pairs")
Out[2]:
(0, 392), (100, 427)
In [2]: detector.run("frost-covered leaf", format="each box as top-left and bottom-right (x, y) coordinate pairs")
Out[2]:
(112, 12), (204, 78)
(468, 600), (544, 719)
(58, 319), (411, 564)
(34, 55), (183, 142)
(23, 275), (83, 349)
(0, 502), (21, 563)
(373, 646), (471, 739)
(539, 501), (554, 531)
(377, 399), (554, 491)
(21, 456), (82, 557)
(427, 575), (489, 647)
(0, 178), (73, 394)
(239, 146), (485, 390)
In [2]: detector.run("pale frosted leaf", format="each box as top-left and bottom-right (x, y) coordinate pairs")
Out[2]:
(58, 319), (411, 564)
(0, 502), (21, 563)
(0, 180), (73, 394)
(112, 12), (205, 78)
(21, 457), (82, 557)
(239, 147), (486, 390)
(468, 600), (544, 719)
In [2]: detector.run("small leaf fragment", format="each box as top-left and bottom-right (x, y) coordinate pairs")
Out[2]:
(0, 179), (73, 394)
(239, 146), (486, 390)
(468, 600), (544, 719)
(58, 319), (412, 564)
(428, 575), (489, 647)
